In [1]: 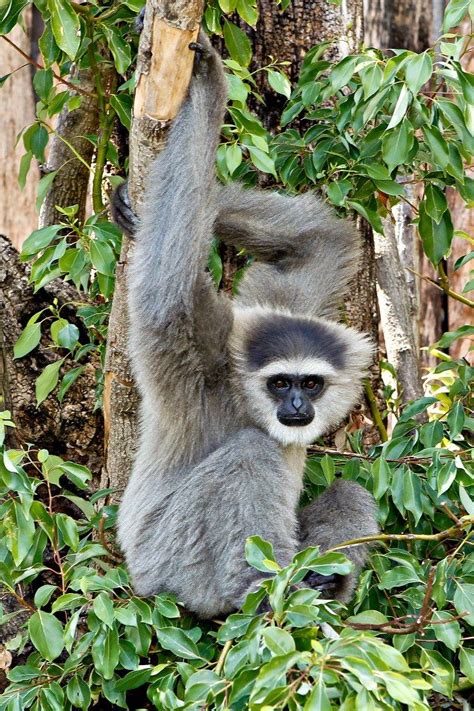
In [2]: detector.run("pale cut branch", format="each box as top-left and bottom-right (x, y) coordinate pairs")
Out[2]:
(374, 215), (423, 404)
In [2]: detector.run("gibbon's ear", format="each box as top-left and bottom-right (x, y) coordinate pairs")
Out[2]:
(335, 324), (374, 383)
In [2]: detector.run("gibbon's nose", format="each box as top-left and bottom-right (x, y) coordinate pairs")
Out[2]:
(292, 396), (303, 412)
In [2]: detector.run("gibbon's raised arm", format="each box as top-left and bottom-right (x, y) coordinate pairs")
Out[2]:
(127, 36), (231, 395)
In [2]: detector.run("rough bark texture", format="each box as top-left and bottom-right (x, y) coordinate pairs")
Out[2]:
(38, 69), (99, 229)
(0, 235), (103, 474)
(102, 0), (204, 496)
(0, 12), (39, 249)
(364, 0), (433, 51)
(375, 219), (423, 403)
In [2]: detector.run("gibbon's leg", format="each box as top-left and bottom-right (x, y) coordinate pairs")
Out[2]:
(126, 428), (300, 619)
(297, 480), (379, 602)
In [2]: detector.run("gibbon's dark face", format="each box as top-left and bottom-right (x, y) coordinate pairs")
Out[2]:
(233, 307), (373, 446)
(266, 374), (324, 426)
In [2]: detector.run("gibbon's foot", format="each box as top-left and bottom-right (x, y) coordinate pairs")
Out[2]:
(304, 571), (342, 596)
(111, 182), (138, 238)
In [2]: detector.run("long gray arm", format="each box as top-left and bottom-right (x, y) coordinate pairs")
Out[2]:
(127, 37), (232, 395)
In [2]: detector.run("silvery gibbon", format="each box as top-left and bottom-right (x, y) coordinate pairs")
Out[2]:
(112, 33), (378, 618)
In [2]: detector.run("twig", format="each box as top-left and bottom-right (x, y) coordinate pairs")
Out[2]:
(306, 445), (467, 464)
(363, 378), (388, 442)
(406, 265), (474, 309)
(328, 514), (474, 552)
(1, 35), (96, 98)
(215, 640), (232, 676)
(98, 515), (123, 563)
(348, 568), (443, 635)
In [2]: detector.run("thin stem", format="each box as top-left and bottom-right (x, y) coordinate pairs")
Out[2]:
(215, 640), (232, 675)
(364, 378), (388, 442)
(87, 37), (115, 213)
(328, 514), (473, 552)
(1, 35), (95, 98)
(406, 266), (474, 309)
(438, 262), (474, 308)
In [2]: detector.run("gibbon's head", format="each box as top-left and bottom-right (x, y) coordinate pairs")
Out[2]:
(231, 306), (373, 447)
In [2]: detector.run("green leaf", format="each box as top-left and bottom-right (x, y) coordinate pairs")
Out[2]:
(346, 199), (384, 233)
(330, 55), (359, 91)
(245, 535), (279, 572)
(58, 366), (85, 402)
(262, 628), (295, 655)
(90, 240), (116, 276)
(405, 52), (433, 94)
(33, 69), (53, 101)
(115, 668), (152, 692)
(157, 627), (203, 659)
(34, 584), (57, 608)
(326, 180), (351, 206)
(425, 184), (448, 224)
(447, 401), (465, 438)
(379, 566), (421, 590)
(418, 202), (453, 265)
(14, 322), (41, 359)
(226, 143), (243, 175)
(47, 0), (80, 60)
(35, 358), (64, 405)
(57, 323), (80, 349)
(453, 581), (474, 624)
(28, 611), (64, 661)
(102, 25), (132, 75)
(92, 626), (120, 679)
(267, 69), (291, 98)
(382, 119), (414, 171)
(379, 671), (420, 705)
(110, 93), (133, 130)
(247, 145), (277, 176)
(304, 678), (331, 711)
(422, 125), (450, 168)
(420, 419), (444, 447)
(443, 0), (470, 29)
(460, 647), (474, 683)
(21, 225), (62, 257)
(372, 457), (390, 499)
(66, 676), (91, 709)
(431, 611), (461, 652)
(223, 21), (252, 67)
(36, 169), (59, 210)
(93, 592), (115, 628)
(0, 0), (30, 34)
(387, 85), (411, 129)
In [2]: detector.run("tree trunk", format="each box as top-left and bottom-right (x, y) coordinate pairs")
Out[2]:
(0, 236), (103, 474)
(39, 69), (99, 229)
(0, 12), (39, 249)
(102, 0), (204, 496)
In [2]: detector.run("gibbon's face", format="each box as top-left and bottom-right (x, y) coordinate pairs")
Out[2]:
(233, 309), (373, 447)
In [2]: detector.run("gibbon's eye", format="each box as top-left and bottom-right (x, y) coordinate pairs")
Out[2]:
(267, 376), (291, 393)
(302, 376), (324, 395)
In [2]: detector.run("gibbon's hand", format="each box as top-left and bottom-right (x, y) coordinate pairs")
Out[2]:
(111, 182), (139, 238)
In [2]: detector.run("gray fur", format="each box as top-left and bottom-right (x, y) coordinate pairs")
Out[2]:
(117, 35), (378, 618)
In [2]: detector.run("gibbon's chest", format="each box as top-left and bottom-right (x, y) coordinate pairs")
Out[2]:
(281, 444), (307, 498)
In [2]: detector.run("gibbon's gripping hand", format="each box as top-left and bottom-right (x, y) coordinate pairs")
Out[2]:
(111, 182), (139, 238)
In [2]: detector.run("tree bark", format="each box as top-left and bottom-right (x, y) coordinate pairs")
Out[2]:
(0, 12), (39, 249)
(102, 0), (204, 496)
(0, 236), (103, 474)
(374, 219), (423, 403)
(364, 0), (433, 52)
(39, 69), (99, 229)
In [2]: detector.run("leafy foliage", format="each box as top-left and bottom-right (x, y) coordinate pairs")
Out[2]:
(0, 395), (473, 709)
(0, 0), (473, 708)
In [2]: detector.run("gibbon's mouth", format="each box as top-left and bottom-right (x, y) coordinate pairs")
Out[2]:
(278, 414), (314, 427)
